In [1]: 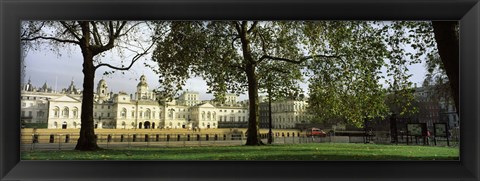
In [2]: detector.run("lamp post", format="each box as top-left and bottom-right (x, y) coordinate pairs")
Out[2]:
(267, 90), (273, 144)
(97, 116), (102, 129)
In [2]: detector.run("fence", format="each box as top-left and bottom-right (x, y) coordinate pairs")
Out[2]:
(21, 131), (458, 151)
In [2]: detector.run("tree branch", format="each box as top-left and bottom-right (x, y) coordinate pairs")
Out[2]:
(247, 21), (258, 34)
(59, 21), (81, 41)
(94, 36), (156, 71)
(90, 22), (103, 46)
(231, 36), (240, 49)
(21, 36), (80, 44)
(258, 54), (341, 64)
(232, 21), (241, 34)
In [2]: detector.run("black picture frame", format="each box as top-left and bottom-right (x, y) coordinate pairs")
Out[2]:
(1, 0), (479, 180)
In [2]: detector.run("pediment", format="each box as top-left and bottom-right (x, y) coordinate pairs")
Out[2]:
(198, 102), (215, 108)
(51, 95), (81, 103)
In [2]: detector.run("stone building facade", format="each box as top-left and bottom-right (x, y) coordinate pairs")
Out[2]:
(20, 75), (252, 130)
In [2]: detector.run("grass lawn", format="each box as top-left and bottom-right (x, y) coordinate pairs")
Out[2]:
(21, 143), (459, 161)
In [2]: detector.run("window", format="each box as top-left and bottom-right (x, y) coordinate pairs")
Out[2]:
(121, 108), (127, 118)
(131, 111), (135, 117)
(21, 111), (25, 117)
(28, 111), (32, 117)
(139, 111), (143, 118)
(108, 106), (110, 109)
(238, 116), (241, 122)
(63, 107), (69, 118)
(101, 112), (104, 117)
(145, 109), (151, 119)
(168, 109), (174, 119)
(101, 105), (104, 109)
(37, 111), (44, 118)
(22, 103), (26, 107)
(107, 113), (110, 117)
(73, 107), (79, 118)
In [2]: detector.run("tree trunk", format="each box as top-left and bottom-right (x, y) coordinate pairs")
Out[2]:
(75, 21), (100, 151)
(245, 63), (263, 145)
(75, 53), (100, 150)
(432, 21), (459, 113)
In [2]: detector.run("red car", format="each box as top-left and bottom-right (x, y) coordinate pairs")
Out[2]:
(306, 128), (327, 137)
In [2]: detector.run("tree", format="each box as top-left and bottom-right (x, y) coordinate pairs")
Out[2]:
(304, 21), (393, 128)
(152, 21), (316, 145)
(306, 21), (459, 128)
(376, 21), (459, 112)
(21, 21), (156, 150)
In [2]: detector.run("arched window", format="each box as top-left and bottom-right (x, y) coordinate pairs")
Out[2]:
(53, 121), (58, 128)
(212, 112), (216, 121)
(207, 111), (211, 120)
(202, 111), (205, 120)
(168, 109), (174, 119)
(53, 107), (60, 118)
(145, 109), (151, 119)
(72, 107), (79, 118)
(121, 108), (127, 118)
(62, 107), (69, 118)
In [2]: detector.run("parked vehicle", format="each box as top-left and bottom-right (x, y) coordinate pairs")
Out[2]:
(306, 128), (327, 137)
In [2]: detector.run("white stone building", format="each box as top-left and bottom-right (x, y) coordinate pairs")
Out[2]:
(270, 99), (310, 129)
(21, 75), (252, 130)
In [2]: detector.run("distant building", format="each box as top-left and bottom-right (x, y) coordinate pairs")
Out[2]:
(271, 98), (310, 129)
(414, 86), (458, 130)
